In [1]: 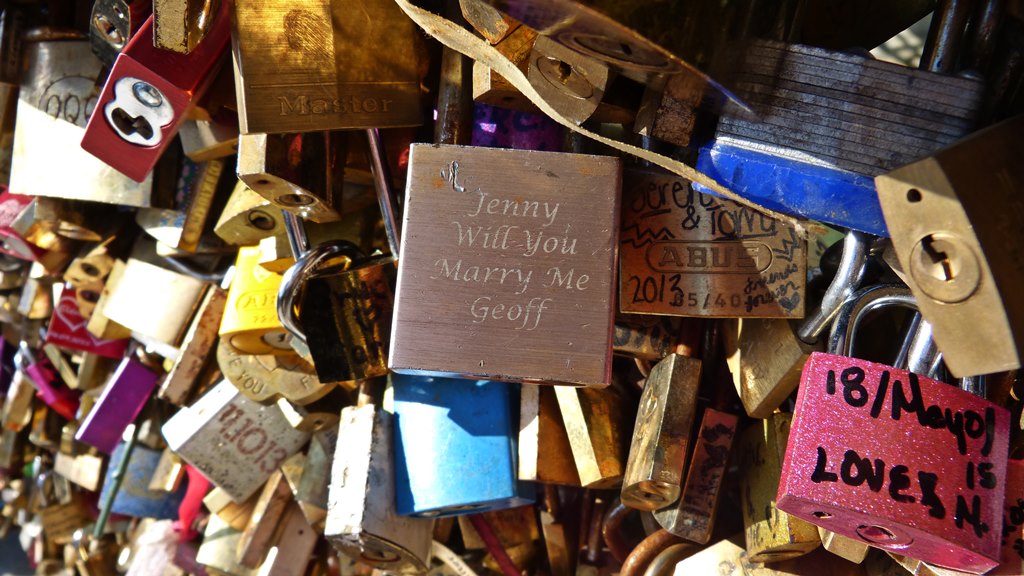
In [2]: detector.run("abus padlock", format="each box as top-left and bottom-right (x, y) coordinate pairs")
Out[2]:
(325, 403), (434, 573)
(230, 0), (424, 134)
(619, 163), (806, 318)
(778, 285), (1011, 574)
(10, 35), (153, 207)
(75, 356), (158, 454)
(389, 144), (620, 387)
(45, 285), (129, 359)
(693, 40), (985, 236)
(391, 373), (534, 517)
(99, 441), (188, 520)
(161, 380), (310, 502)
(622, 352), (701, 510)
(220, 245), (292, 355)
(80, 4), (230, 182)
(875, 115), (1024, 377)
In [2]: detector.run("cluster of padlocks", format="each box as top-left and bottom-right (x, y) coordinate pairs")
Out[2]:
(0, 0), (1020, 574)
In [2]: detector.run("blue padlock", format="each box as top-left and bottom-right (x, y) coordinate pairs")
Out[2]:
(692, 40), (984, 237)
(390, 374), (534, 517)
(100, 442), (188, 520)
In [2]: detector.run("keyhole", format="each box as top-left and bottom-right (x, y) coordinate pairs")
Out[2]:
(920, 234), (958, 282)
(92, 14), (124, 47)
(557, 61), (573, 83)
(110, 108), (154, 140)
(619, 42), (633, 56)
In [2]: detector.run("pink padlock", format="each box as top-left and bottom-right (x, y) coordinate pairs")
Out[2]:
(779, 354), (1009, 574)
(23, 355), (79, 421)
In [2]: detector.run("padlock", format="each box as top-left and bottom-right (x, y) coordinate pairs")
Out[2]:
(257, 501), (319, 575)
(22, 347), (81, 422)
(470, 103), (566, 151)
(27, 196), (125, 244)
(693, 40), (985, 236)
(45, 285), (129, 359)
(36, 470), (91, 545)
(63, 242), (117, 321)
(391, 373), (534, 516)
(41, 343), (79, 392)
(633, 73), (706, 149)
(220, 245), (293, 355)
(161, 380), (310, 502)
(75, 356), (159, 454)
(389, 143), (620, 387)
(230, 0), (424, 134)
(777, 284), (1011, 573)
(736, 231), (870, 418)
(89, 0), (152, 65)
(2, 363), (35, 432)
(98, 441), (188, 520)
(217, 339), (333, 406)
(287, 240), (395, 386)
(875, 115), (1024, 377)
(740, 413), (821, 563)
(135, 158), (231, 254)
(236, 470), (292, 568)
(102, 257), (209, 352)
(622, 351), (701, 510)
(613, 314), (684, 361)
(53, 450), (105, 493)
(204, 485), (259, 531)
(86, 259), (133, 341)
(324, 401), (434, 573)
(994, 459), (1024, 575)
(518, 384), (581, 486)
(236, 132), (347, 224)
(17, 263), (54, 321)
(214, 180), (285, 246)
(655, 407), (739, 543)
(81, 4), (231, 182)
(195, 509), (256, 574)
(153, 0), (222, 54)
(123, 519), (178, 576)
(671, 533), (867, 576)
(619, 162), (806, 318)
(283, 427), (335, 531)
(160, 285), (227, 406)
(554, 383), (629, 489)
(10, 34), (153, 207)
(275, 392), (347, 432)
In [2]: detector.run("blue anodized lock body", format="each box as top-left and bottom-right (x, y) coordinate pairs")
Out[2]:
(391, 374), (534, 517)
(100, 442), (187, 520)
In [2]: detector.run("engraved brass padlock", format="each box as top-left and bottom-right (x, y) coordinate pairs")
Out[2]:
(389, 143), (620, 387)
(230, 0), (425, 133)
(620, 165), (806, 318)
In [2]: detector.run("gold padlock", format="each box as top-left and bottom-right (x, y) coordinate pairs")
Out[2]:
(518, 385), (580, 486)
(230, 0), (425, 133)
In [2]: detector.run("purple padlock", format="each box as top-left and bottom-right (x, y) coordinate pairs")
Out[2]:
(471, 103), (565, 151)
(76, 357), (159, 454)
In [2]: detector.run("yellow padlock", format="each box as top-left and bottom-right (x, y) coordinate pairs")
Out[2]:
(219, 246), (292, 355)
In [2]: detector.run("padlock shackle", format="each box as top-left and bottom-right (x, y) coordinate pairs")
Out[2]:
(827, 283), (916, 358)
(893, 313), (943, 378)
(276, 240), (367, 344)
(797, 231), (871, 344)
(366, 128), (401, 258)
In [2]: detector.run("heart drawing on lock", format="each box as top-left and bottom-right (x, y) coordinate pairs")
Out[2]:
(53, 292), (89, 334)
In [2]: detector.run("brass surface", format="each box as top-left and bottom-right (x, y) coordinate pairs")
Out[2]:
(214, 181), (284, 246)
(231, 0), (424, 134)
(103, 258), (207, 348)
(87, 259), (132, 341)
(518, 385), (580, 486)
(161, 287), (227, 406)
(875, 115), (1024, 377)
(739, 414), (821, 563)
(218, 340), (329, 405)
(154, 0), (221, 54)
(736, 318), (821, 418)
(622, 353), (701, 511)
(555, 384), (628, 489)
(819, 527), (869, 564)
(237, 132), (345, 224)
(620, 167), (806, 318)
(390, 144), (620, 386)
